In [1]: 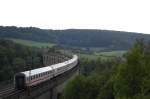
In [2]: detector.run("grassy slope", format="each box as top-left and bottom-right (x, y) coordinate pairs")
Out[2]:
(79, 50), (126, 60)
(95, 50), (126, 57)
(9, 38), (55, 48)
(9, 38), (126, 59)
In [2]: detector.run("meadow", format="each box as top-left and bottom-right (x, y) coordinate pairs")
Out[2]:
(9, 38), (55, 48)
(78, 50), (126, 60)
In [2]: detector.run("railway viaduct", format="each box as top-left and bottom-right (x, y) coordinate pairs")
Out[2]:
(0, 52), (79, 99)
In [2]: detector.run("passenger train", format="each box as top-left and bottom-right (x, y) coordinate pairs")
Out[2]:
(14, 55), (78, 89)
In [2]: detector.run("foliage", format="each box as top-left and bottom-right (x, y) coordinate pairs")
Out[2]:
(63, 39), (150, 99)
(63, 74), (111, 99)
(114, 39), (150, 98)
(0, 39), (44, 82)
(63, 56), (116, 99)
(1, 26), (150, 50)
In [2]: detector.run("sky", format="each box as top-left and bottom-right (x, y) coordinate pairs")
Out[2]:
(0, 0), (150, 34)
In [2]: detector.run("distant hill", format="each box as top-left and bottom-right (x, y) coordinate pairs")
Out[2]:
(10, 38), (55, 48)
(0, 26), (150, 50)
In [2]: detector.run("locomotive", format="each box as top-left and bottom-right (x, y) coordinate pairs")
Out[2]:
(14, 55), (78, 89)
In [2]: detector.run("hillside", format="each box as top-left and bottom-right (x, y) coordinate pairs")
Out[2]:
(0, 26), (150, 50)
(10, 38), (55, 48)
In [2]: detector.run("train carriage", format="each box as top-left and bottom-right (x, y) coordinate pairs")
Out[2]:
(14, 55), (78, 90)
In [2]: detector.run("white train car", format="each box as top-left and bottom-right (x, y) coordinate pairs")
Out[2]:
(14, 55), (78, 89)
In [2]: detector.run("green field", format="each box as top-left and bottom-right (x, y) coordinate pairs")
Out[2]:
(78, 50), (126, 60)
(78, 53), (98, 60)
(95, 50), (126, 57)
(9, 38), (55, 48)
(9, 38), (126, 59)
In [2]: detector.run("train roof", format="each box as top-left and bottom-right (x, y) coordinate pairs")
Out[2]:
(21, 55), (78, 77)
(53, 55), (78, 69)
(21, 66), (53, 77)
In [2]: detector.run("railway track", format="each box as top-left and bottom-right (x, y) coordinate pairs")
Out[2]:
(0, 86), (15, 98)
(0, 86), (14, 93)
(0, 89), (24, 99)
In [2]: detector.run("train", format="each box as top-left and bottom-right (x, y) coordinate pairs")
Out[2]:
(14, 55), (78, 90)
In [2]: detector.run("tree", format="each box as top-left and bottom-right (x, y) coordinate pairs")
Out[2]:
(63, 75), (85, 99)
(0, 39), (44, 82)
(12, 57), (26, 72)
(114, 39), (150, 98)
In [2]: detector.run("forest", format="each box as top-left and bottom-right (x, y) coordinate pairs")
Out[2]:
(62, 40), (150, 99)
(1, 26), (150, 50)
(0, 39), (44, 82)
